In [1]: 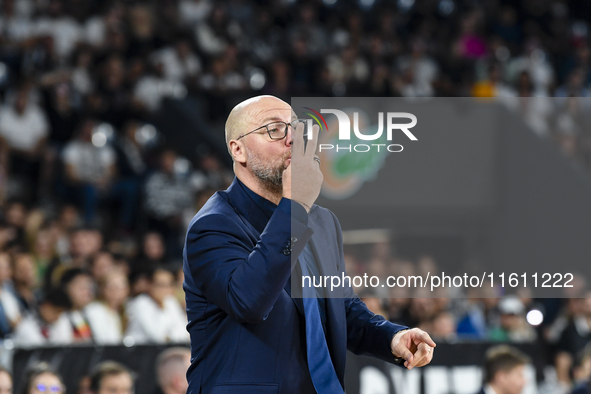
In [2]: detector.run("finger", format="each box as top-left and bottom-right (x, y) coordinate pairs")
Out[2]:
(408, 343), (431, 369)
(304, 124), (320, 158)
(415, 347), (434, 367)
(412, 331), (437, 348)
(394, 345), (414, 369)
(292, 120), (305, 157)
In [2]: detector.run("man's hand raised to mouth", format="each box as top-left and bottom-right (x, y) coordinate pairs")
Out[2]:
(283, 122), (323, 213)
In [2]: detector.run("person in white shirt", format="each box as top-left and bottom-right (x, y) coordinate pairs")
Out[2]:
(60, 268), (95, 342)
(0, 86), (49, 197)
(477, 345), (530, 394)
(11, 289), (73, 347)
(85, 269), (129, 345)
(62, 118), (137, 229)
(125, 266), (188, 344)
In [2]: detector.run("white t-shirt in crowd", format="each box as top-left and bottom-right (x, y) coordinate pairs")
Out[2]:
(61, 141), (116, 183)
(11, 312), (73, 348)
(34, 16), (82, 59)
(151, 47), (202, 82)
(125, 294), (188, 344)
(85, 301), (123, 345)
(0, 104), (49, 151)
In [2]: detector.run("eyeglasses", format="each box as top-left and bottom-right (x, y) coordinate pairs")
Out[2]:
(236, 119), (312, 141)
(35, 384), (64, 393)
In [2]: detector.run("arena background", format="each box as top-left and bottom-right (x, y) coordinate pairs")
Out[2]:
(2, 0), (591, 393)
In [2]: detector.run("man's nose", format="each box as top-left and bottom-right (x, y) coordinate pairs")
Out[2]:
(285, 125), (293, 146)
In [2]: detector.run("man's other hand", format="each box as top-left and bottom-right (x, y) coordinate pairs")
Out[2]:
(391, 328), (436, 370)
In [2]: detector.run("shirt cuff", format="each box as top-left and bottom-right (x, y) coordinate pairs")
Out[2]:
(277, 198), (308, 225)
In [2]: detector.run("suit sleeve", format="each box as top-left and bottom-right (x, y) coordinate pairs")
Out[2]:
(328, 211), (409, 364)
(185, 198), (313, 324)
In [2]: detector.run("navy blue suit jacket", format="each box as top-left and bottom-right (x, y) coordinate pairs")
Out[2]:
(183, 178), (407, 394)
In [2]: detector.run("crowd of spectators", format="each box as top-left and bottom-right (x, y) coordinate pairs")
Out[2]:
(2, 0), (591, 393)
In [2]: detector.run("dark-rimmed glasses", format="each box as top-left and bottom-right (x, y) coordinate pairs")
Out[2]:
(236, 119), (312, 141)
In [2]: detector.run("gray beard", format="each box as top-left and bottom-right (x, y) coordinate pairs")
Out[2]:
(247, 149), (288, 195)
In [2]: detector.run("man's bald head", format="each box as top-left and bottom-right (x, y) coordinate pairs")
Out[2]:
(225, 95), (291, 157)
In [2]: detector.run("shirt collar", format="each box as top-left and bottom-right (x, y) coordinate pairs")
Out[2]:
(236, 177), (277, 220)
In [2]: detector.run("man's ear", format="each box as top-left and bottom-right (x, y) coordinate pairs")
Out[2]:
(229, 140), (246, 164)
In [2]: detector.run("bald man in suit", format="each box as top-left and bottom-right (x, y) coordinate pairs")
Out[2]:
(183, 95), (436, 394)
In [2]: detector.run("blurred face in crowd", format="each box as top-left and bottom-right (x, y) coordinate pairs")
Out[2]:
(149, 269), (174, 306)
(493, 365), (526, 394)
(14, 90), (29, 115)
(77, 376), (91, 394)
(97, 372), (133, 394)
(34, 229), (55, 258)
(5, 202), (27, 228)
(0, 370), (12, 394)
(160, 151), (177, 174)
(70, 230), (103, 259)
(78, 120), (95, 143)
(13, 254), (37, 288)
(39, 303), (65, 324)
(59, 205), (80, 230)
(143, 233), (165, 261)
(500, 313), (521, 331)
(30, 372), (64, 394)
(91, 252), (115, 281)
(67, 274), (95, 310)
(0, 253), (11, 284)
(102, 271), (129, 309)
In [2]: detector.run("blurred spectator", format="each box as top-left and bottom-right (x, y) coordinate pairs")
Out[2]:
(556, 293), (591, 386)
(62, 119), (137, 229)
(132, 61), (185, 113)
(395, 38), (438, 97)
(2, 200), (27, 248)
(0, 367), (11, 394)
(85, 270), (129, 345)
(138, 232), (166, 266)
(35, 0), (82, 60)
(144, 149), (194, 256)
(151, 35), (201, 84)
(477, 345), (530, 394)
(0, 86), (49, 201)
(430, 312), (457, 342)
(89, 250), (115, 283)
(113, 121), (148, 185)
(12, 252), (39, 314)
(489, 296), (537, 343)
(12, 289), (72, 347)
(77, 375), (91, 394)
(20, 362), (65, 394)
(89, 361), (134, 394)
(507, 38), (554, 94)
(125, 266), (188, 344)
(571, 345), (591, 394)
(60, 268), (95, 342)
(194, 5), (241, 57)
(0, 251), (21, 335)
(155, 347), (191, 394)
